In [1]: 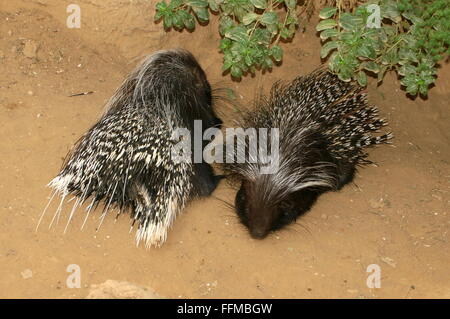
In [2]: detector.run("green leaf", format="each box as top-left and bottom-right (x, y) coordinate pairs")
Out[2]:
(381, 48), (398, 65)
(222, 59), (233, 71)
(183, 13), (196, 29)
(224, 26), (248, 42)
(419, 83), (428, 96)
(266, 21), (278, 34)
(361, 61), (381, 73)
(319, 7), (337, 19)
(207, 0), (220, 11)
(320, 28), (338, 40)
(357, 45), (376, 59)
(231, 65), (243, 78)
(356, 70), (367, 86)
(243, 12), (259, 25)
(173, 11), (184, 29)
(328, 51), (339, 72)
(271, 45), (283, 62)
(219, 16), (234, 36)
(253, 28), (271, 45)
(219, 38), (231, 51)
(378, 66), (388, 83)
(320, 41), (338, 58)
(401, 12), (424, 25)
(187, 0), (208, 8)
(263, 56), (273, 69)
(169, 0), (183, 8)
(339, 13), (364, 31)
(286, 10), (298, 25)
(163, 14), (173, 29)
(244, 54), (253, 67)
(285, 0), (297, 10)
(398, 64), (416, 76)
(155, 1), (168, 21)
(193, 6), (209, 22)
(280, 27), (294, 40)
(316, 19), (338, 31)
(338, 71), (352, 82)
(250, 0), (267, 9)
(155, 11), (164, 21)
(261, 12), (278, 26)
(405, 82), (418, 95)
(382, 2), (401, 23)
(155, 1), (168, 11)
(232, 6), (252, 23)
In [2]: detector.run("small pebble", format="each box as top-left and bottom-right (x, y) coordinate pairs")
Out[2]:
(21, 269), (33, 279)
(23, 40), (39, 58)
(381, 256), (396, 268)
(369, 198), (385, 209)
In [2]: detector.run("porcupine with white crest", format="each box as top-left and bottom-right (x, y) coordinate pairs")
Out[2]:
(40, 49), (223, 247)
(223, 68), (393, 239)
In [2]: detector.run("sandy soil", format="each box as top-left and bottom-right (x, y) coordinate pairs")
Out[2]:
(0, 0), (449, 299)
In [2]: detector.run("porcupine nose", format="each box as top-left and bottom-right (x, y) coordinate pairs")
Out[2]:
(249, 227), (269, 239)
(248, 207), (272, 239)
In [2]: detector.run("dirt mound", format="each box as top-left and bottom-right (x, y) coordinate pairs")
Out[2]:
(86, 280), (162, 299)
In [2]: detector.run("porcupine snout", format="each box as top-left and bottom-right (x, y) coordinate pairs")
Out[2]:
(235, 180), (277, 239)
(248, 209), (273, 239)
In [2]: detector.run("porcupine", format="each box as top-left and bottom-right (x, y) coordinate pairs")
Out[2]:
(40, 49), (223, 247)
(223, 69), (393, 239)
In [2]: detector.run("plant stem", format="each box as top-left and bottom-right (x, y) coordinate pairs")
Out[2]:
(273, 7), (290, 46)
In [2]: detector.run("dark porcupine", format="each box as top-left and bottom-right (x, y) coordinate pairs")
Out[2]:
(41, 49), (223, 247)
(223, 68), (393, 239)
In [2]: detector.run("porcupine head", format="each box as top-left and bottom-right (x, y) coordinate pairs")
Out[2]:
(40, 49), (223, 247)
(232, 127), (337, 239)
(228, 125), (322, 240)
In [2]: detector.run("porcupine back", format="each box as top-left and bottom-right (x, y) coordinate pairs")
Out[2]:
(224, 69), (392, 238)
(256, 69), (391, 165)
(41, 49), (222, 247)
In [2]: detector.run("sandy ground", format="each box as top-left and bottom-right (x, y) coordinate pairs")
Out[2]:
(0, 0), (449, 299)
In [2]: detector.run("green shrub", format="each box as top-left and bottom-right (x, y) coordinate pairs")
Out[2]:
(154, 0), (303, 78)
(317, 0), (450, 97)
(155, 0), (449, 96)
